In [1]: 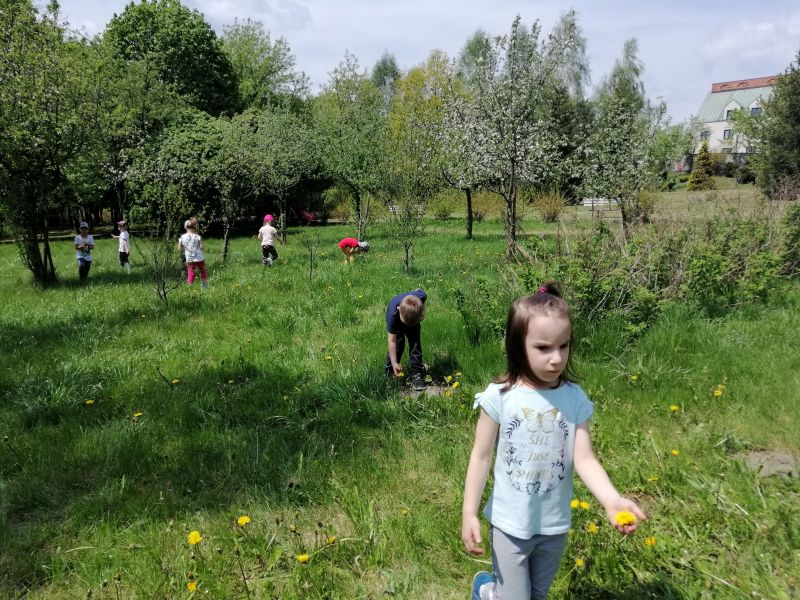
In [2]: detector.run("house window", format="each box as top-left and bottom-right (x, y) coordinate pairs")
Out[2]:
(750, 107), (762, 116)
(722, 147), (732, 153)
(700, 130), (710, 140)
(726, 109), (735, 120)
(723, 129), (732, 139)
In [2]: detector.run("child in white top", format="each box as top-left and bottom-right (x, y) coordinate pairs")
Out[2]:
(178, 219), (207, 287)
(462, 283), (646, 600)
(111, 220), (131, 270)
(74, 221), (94, 283)
(257, 214), (278, 266)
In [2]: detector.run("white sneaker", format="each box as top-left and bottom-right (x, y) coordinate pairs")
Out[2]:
(267, 258), (273, 266)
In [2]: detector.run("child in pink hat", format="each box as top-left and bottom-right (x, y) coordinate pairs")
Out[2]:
(257, 215), (278, 266)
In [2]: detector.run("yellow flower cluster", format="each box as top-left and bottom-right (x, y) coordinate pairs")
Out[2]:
(614, 511), (637, 526)
(236, 515), (251, 527)
(570, 498), (591, 510)
(187, 530), (203, 545)
(187, 580), (197, 592)
(586, 522), (598, 534)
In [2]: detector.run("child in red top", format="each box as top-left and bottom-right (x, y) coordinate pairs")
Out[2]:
(338, 237), (369, 264)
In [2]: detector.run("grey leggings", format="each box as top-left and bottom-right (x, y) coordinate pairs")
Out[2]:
(490, 527), (568, 600)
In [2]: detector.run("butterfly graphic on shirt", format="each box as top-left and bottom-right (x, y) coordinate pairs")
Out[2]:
(522, 407), (559, 433)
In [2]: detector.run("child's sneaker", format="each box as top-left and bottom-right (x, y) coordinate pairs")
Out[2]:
(412, 374), (426, 391)
(471, 571), (495, 600)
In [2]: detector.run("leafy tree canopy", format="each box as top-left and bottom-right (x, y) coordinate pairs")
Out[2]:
(105, 0), (238, 116)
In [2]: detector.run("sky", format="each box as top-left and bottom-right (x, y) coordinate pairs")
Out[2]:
(52, 0), (800, 122)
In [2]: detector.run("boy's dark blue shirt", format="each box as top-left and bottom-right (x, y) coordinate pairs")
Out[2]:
(386, 289), (427, 333)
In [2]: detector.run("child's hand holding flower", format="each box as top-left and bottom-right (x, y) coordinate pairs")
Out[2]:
(605, 496), (647, 535)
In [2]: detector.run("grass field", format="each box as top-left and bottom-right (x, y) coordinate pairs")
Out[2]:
(0, 214), (798, 599)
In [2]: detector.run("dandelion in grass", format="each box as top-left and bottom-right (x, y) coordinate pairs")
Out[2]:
(575, 558), (585, 568)
(236, 515), (251, 527)
(446, 375), (453, 382)
(629, 373), (639, 382)
(396, 372), (405, 379)
(645, 536), (657, 547)
(712, 385), (724, 397)
(324, 355), (333, 361)
(579, 501), (590, 510)
(296, 553), (310, 564)
(586, 522), (598, 534)
(187, 580), (197, 592)
(614, 511), (637, 526)
(647, 476), (660, 482)
(444, 390), (452, 398)
(456, 371), (462, 377)
(187, 531), (203, 545)
(671, 449), (680, 456)
(570, 499), (580, 509)
(85, 399), (95, 405)
(326, 535), (337, 545)
(400, 507), (410, 517)
(171, 378), (180, 385)
(132, 412), (143, 419)
(669, 404), (680, 413)
(452, 381), (460, 390)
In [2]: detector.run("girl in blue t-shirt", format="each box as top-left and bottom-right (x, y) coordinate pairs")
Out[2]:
(462, 283), (646, 600)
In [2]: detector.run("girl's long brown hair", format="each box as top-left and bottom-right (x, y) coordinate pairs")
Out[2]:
(495, 282), (577, 392)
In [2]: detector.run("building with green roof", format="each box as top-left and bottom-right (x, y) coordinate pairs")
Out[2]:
(694, 76), (777, 162)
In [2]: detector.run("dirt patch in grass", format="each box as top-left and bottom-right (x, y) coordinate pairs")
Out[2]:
(740, 450), (798, 478)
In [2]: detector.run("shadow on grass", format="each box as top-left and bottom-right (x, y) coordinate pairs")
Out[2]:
(569, 576), (687, 599)
(0, 358), (404, 592)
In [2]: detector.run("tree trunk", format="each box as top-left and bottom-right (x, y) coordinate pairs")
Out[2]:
(354, 189), (366, 241)
(504, 188), (518, 259)
(279, 196), (287, 244)
(464, 187), (473, 240)
(43, 230), (56, 282)
(221, 219), (231, 262)
(403, 241), (411, 272)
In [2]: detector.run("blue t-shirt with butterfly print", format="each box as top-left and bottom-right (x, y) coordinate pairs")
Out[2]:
(474, 381), (594, 538)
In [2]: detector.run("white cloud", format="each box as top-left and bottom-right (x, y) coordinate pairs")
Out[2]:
(701, 13), (799, 65)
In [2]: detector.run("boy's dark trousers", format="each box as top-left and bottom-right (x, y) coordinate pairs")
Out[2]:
(385, 324), (423, 375)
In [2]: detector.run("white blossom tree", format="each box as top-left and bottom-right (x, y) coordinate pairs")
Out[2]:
(444, 14), (580, 257)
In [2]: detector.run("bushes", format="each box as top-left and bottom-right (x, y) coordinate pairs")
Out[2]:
(428, 191), (459, 221)
(454, 209), (795, 344)
(532, 191), (567, 223)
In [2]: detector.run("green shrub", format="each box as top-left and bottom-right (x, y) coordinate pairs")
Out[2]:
(533, 191), (567, 223)
(428, 192), (459, 221)
(780, 203), (800, 277)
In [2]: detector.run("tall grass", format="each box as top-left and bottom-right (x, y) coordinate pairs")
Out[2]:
(0, 218), (798, 599)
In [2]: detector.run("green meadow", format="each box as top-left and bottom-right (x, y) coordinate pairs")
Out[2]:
(0, 215), (798, 599)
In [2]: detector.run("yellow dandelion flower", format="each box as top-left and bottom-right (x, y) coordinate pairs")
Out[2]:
(614, 511), (637, 526)
(400, 507), (410, 517)
(187, 580), (197, 592)
(452, 381), (460, 389)
(171, 378), (180, 385)
(669, 404), (680, 413)
(396, 372), (405, 378)
(713, 387), (723, 397)
(586, 522), (598, 534)
(236, 515), (251, 527)
(324, 355), (333, 361)
(446, 375), (453, 382)
(444, 390), (452, 397)
(647, 476), (660, 482)
(644, 536), (657, 547)
(326, 535), (337, 545)
(575, 558), (585, 568)
(132, 412), (143, 418)
(570, 499), (580, 509)
(296, 553), (310, 564)
(629, 373), (639, 382)
(187, 531), (203, 545)
(580, 501), (590, 510)
(456, 371), (462, 377)
(84, 399), (95, 405)
(671, 449), (680, 456)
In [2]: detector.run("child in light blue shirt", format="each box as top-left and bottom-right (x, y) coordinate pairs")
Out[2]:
(462, 284), (646, 600)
